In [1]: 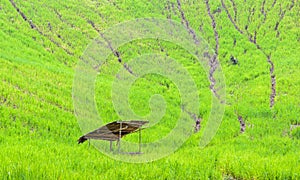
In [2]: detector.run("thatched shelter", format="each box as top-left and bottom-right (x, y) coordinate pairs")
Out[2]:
(78, 120), (149, 153)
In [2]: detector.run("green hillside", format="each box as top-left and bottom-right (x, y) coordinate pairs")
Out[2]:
(1, 0), (300, 179)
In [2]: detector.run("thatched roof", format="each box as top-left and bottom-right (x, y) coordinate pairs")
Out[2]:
(78, 120), (149, 144)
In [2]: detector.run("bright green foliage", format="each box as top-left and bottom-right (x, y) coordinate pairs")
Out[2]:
(1, 0), (300, 179)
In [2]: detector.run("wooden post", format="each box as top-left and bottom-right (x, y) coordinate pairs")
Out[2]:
(118, 121), (122, 153)
(139, 128), (141, 153)
(110, 141), (112, 152)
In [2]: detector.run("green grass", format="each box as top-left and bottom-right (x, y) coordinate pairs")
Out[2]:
(1, 0), (300, 179)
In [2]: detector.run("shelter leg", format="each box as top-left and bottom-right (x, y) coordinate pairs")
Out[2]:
(118, 122), (122, 153)
(139, 129), (141, 153)
(118, 139), (121, 153)
(110, 141), (112, 152)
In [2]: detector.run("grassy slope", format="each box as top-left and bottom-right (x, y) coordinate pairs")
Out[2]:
(1, 0), (300, 179)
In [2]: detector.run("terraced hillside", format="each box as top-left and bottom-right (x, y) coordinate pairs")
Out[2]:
(1, 0), (300, 179)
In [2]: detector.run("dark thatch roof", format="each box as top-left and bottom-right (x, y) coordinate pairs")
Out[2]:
(78, 120), (149, 144)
